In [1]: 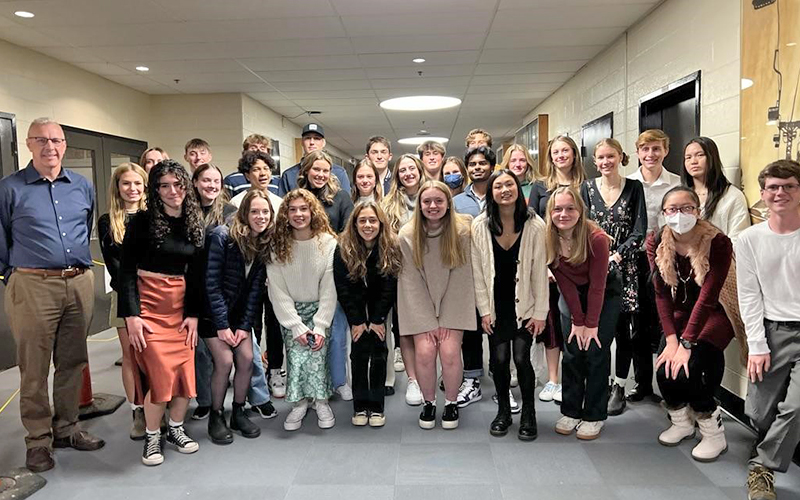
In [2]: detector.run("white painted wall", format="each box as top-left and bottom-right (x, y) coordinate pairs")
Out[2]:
(523, 0), (740, 180)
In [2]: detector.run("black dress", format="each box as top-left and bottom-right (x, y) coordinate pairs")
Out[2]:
(492, 233), (522, 341)
(581, 178), (647, 312)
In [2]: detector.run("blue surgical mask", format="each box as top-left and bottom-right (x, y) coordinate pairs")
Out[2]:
(443, 173), (463, 189)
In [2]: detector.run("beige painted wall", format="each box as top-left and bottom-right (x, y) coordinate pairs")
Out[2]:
(523, 0), (740, 181)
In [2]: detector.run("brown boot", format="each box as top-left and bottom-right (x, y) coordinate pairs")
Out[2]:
(26, 447), (54, 473)
(53, 430), (105, 451)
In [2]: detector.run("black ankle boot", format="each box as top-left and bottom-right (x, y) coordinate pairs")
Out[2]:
(230, 403), (261, 438)
(208, 408), (233, 445)
(518, 404), (538, 441)
(490, 405), (512, 437)
(608, 383), (627, 416)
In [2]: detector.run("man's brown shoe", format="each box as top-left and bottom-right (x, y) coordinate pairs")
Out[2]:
(53, 431), (105, 451)
(26, 447), (54, 472)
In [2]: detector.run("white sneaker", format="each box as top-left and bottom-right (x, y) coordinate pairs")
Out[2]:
(314, 400), (336, 429)
(555, 416), (582, 435)
(491, 391), (521, 413)
(351, 411), (368, 426)
(456, 378), (482, 408)
(283, 401), (308, 431)
(393, 348), (405, 372)
(336, 384), (353, 401)
(553, 384), (563, 403)
(269, 369), (286, 399)
(539, 381), (558, 402)
(405, 378), (423, 406)
(576, 420), (604, 440)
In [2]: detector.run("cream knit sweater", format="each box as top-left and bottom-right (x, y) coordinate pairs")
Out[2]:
(471, 212), (550, 326)
(397, 221), (477, 336)
(266, 233), (337, 339)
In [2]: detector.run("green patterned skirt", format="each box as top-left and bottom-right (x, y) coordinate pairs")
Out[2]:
(281, 301), (333, 403)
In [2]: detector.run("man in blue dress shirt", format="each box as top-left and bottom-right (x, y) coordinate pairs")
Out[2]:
(0, 117), (104, 473)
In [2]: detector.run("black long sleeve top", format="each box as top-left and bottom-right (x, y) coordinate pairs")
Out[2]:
(333, 244), (397, 327)
(98, 212), (137, 292)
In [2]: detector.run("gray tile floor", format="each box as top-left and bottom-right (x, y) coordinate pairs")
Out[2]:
(1, 328), (799, 500)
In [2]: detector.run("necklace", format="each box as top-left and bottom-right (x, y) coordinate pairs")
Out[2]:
(674, 262), (692, 304)
(558, 234), (573, 254)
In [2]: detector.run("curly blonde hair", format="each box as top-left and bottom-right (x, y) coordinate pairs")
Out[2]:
(272, 188), (335, 264)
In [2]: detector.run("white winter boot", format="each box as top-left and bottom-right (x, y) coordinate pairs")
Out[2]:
(692, 407), (727, 462)
(658, 405), (695, 446)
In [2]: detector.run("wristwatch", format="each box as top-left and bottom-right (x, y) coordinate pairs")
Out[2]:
(679, 338), (696, 350)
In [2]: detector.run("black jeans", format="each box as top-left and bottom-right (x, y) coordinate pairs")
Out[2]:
(656, 337), (724, 414)
(463, 310), (485, 379)
(490, 325), (535, 410)
(351, 331), (388, 413)
(559, 280), (621, 421)
(253, 296), (284, 371)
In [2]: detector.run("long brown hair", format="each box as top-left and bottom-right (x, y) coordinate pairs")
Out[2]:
(338, 202), (401, 280)
(409, 180), (471, 269)
(229, 189), (275, 265)
(298, 150), (340, 205)
(351, 158), (383, 203)
(545, 186), (605, 267)
(382, 154), (424, 232)
(107, 162), (148, 244)
(192, 163), (230, 228)
(272, 188), (335, 264)
(544, 135), (586, 191)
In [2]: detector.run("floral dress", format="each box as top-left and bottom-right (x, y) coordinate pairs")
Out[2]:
(581, 178), (647, 312)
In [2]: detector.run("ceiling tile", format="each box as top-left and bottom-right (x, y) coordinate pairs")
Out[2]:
(485, 27), (622, 49)
(255, 68), (368, 83)
(479, 45), (606, 64)
(350, 34), (485, 54)
(331, 0), (493, 15)
(358, 51), (480, 68)
(341, 13), (491, 37)
(366, 64), (474, 80)
(154, 0), (337, 20)
(238, 55), (362, 72)
(474, 60), (588, 75)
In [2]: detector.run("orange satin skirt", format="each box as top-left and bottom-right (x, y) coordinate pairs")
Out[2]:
(132, 273), (196, 404)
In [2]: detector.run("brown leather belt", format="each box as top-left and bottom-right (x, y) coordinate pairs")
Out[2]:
(16, 267), (87, 278)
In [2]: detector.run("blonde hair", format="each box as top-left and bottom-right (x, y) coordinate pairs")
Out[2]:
(499, 144), (538, 182)
(272, 189), (335, 264)
(106, 163), (148, 244)
(229, 189), (275, 264)
(139, 147), (168, 169)
(338, 202), (402, 280)
(409, 180), (470, 269)
(544, 186), (605, 267)
(593, 138), (630, 166)
(192, 163), (230, 227)
(298, 150), (340, 205)
(636, 129), (670, 150)
(465, 128), (493, 148)
(351, 158), (383, 203)
(242, 134), (272, 152)
(544, 135), (585, 191)
(382, 154), (424, 232)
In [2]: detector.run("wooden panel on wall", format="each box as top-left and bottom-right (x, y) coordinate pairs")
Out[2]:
(741, 0), (800, 218)
(537, 114), (549, 176)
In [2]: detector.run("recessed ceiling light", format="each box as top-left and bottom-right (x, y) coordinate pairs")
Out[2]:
(135, 66), (149, 72)
(741, 78), (754, 90)
(380, 96), (461, 111)
(413, 58), (426, 64)
(398, 136), (449, 145)
(14, 11), (34, 18)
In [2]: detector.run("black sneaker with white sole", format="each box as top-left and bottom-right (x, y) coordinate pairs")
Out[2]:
(442, 403), (459, 429)
(142, 431), (164, 466)
(166, 425), (199, 454)
(419, 402), (436, 430)
(252, 401), (278, 419)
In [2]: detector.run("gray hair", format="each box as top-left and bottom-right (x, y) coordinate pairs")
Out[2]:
(28, 117), (61, 134)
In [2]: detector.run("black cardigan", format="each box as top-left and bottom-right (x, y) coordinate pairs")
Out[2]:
(333, 244), (396, 327)
(315, 188), (354, 234)
(98, 211), (137, 292)
(203, 225), (265, 332)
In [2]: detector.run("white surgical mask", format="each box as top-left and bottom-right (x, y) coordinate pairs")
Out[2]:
(665, 212), (697, 234)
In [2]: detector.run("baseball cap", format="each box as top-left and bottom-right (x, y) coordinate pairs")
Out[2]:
(302, 123), (325, 138)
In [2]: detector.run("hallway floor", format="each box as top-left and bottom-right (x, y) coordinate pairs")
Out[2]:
(1, 328), (798, 500)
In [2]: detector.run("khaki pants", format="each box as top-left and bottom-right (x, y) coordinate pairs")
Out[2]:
(5, 270), (94, 449)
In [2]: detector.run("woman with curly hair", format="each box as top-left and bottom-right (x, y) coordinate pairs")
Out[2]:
(267, 189), (338, 431)
(334, 202), (401, 427)
(98, 162), (147, 440)
(118, 159), (206, 466)
(201, 189), (274, 444)
(397, 180), (476, 430)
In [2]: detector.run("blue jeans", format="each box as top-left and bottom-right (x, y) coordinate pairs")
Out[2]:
(194, 339), (213, 407)
(248, 333), (271, 406)
(329, 304), (349, 389)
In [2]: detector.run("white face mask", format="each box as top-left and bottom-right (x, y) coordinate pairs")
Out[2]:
(665, 212), (697, 234)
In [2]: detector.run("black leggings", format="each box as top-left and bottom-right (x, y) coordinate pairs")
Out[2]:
(351, 331), (388, 413)
(490, 325), (535, 409)
(656, 337), (724, 414)
(204, 336), (253, 409)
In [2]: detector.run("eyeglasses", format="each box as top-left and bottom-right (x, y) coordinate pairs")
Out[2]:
(662, 206), (697, 215)
(28, 137), (65, 146)
(763, 183), (800, 194)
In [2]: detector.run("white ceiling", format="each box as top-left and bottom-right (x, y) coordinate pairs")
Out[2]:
(0, 0), (661, 158)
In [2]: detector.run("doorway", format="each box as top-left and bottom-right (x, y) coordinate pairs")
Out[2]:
(639, 71), (701, 175)
(581, 112), (614, 179)
(0, 112), (18, 369)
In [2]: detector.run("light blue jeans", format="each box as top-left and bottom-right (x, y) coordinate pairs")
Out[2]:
(329, 304), (349, 389)
(248, 333), (271, 406)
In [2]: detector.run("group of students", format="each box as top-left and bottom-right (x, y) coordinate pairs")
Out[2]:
(94, 124), (798, 500)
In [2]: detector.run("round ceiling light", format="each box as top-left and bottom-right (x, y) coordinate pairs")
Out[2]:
(14, 11), (34, 18)
(398, 136), (449, 145)
(135, 66), (150, 72)
(412, 58), (426, 63)
(380, 96), (461, 111)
